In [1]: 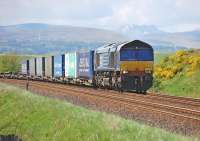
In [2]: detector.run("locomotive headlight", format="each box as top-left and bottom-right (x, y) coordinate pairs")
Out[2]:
(123, 70), (128, 74)
(145, 68), (152, 73)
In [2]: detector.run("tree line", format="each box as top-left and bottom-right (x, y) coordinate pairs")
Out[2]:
(0, 54), (22, 73)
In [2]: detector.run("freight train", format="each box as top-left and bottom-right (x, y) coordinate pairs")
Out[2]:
(20, 40), (154, 93)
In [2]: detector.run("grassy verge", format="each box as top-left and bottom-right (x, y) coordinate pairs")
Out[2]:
(153, 50), (200, 98)
(0, 83), (199, 141)
(153, 71), (200, 98)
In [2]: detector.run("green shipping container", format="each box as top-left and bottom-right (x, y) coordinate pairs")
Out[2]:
(65, 52), (78, 78)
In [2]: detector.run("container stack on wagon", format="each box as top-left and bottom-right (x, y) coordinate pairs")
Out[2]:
(36, 57), (44, 77)
(29, 58), (36, 76)
(21, 60), (29, 75)
(45, 56), (53, 78)
(53, 55), (64, 78)
(77, 51), (94, 82)
(65, 52), (78, 79)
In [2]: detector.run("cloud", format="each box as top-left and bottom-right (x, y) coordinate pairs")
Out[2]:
(0, 0), (200, 32)
(97, 0), (200, 31)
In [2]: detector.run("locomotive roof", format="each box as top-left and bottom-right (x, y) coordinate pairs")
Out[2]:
(95, 40), (152, 53)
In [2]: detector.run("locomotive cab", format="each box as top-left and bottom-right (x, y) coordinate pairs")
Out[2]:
(119, 40), (154, 92)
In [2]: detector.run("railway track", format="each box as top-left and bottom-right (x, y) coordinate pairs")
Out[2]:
(21, 81), (200, 118)
(3, 78), (200, 111)
(15, 79), (200, 110)
(0, 78), (200, 136)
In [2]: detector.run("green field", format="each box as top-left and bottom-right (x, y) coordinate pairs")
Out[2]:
(0, 83), (199, 141)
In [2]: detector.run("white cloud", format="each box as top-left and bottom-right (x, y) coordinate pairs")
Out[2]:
(0, 0), (200, 32)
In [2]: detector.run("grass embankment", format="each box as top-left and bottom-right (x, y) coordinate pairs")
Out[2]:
(0, 83), (199, 141)
(153, 50), (200, 98)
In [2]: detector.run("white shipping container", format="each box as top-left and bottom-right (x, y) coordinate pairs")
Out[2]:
(45, 56), (52, 77)
(21, 61), (27, 74)
(65, 52), (78, 78)
(36, 57), (43, 76)
(29, 59), (36, 76)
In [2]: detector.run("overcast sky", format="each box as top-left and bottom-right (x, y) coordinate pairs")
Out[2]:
(0, 0), (200, 32)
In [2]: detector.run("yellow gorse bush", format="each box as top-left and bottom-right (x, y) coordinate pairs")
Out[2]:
(154, 50), (200, 79)
(187, 56), (200, 76)
(154, 67), (175, 79)
(175, 50), (187, 57)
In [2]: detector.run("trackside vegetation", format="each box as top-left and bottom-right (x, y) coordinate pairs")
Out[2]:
(153, 49), (200, 98)
(0, 83), (199, 141)
(154, 53), (170, 64)
(0, 54), (22, 73)
(0, 54), (36, 73)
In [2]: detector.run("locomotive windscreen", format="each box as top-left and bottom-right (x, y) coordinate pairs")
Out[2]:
(120, 48), (153, 61)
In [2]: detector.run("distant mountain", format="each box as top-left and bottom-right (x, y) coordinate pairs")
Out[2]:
(0, 23), (127, 54)
(15, 23), (50, 30)
(0, 23), (200, 54)
(119, 24), (164, 37)
(0, 23), (127, 42)
(117, 24), (200, 51)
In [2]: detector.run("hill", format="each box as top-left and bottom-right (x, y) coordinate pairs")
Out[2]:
(118, 25), (200, 52)
(0, 83), (198, 141)
(0, 23), (126, 54)
(0, 23), (126, 42)
(153, 49), (200, 98)
(1, 23), (200, 54)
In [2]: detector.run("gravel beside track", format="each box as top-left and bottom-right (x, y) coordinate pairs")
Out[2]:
(0, 78), (200, 136)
